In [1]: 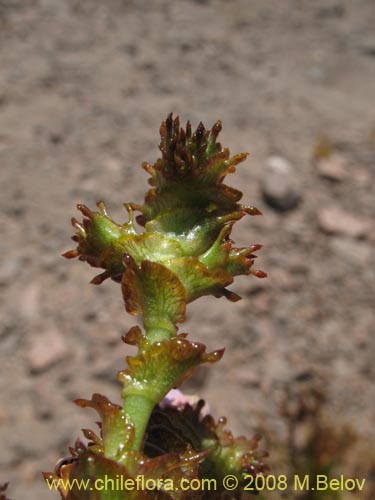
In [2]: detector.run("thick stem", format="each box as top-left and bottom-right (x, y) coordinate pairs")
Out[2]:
(121, 324), (175, 452)
(146, 326), (174, 344)
(122, 394), (155, 451)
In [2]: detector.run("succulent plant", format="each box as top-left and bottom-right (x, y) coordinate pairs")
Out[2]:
(45, 114), (268, 499)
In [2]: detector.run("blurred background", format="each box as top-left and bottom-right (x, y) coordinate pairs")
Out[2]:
(0, 1), (373, 499)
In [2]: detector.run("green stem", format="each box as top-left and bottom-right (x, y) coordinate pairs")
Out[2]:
(146, 326), (174, 343)
(121, 324), (175, 452)
(122, 394), (155, 451)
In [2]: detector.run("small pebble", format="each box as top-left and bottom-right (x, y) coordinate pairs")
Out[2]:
(261, 156), (302, 211)
(315, 153), (347, 181)
(318, 206), (371, 238)
(27, 328), (68, 374)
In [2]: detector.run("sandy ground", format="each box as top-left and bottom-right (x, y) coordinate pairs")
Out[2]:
(0, 1), (374, 499)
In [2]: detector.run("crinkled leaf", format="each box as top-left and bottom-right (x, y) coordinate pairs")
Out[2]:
(118, 335), (224, 406)
(121, 258), (187, 331)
